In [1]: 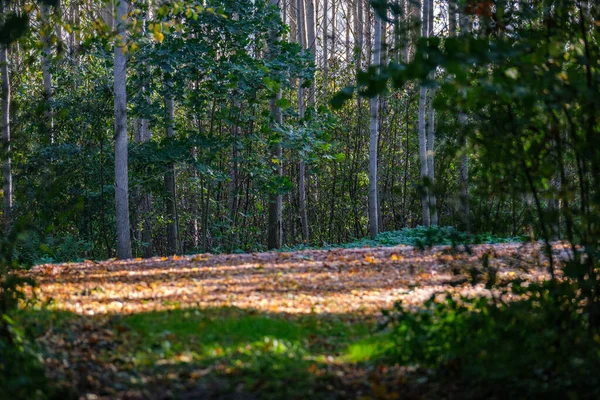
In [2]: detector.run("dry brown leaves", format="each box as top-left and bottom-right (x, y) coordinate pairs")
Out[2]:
(27, 242), (561, 319)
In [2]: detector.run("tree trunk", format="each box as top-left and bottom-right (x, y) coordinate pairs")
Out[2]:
(1, 36), (11, 232)
(297, 0), (309, 243)
(134, 119), (153, 258)
(134, 0), (153, 258)
(165, 84), (179, 255)
(417, 0), (430, 227)
(114, 0), (132, 259)
(322, 0), (328, 90)
(458, 2), (470, 231)
(267, 0), (283, 249)
(368, 10), (382, 239)
(41, 4), (54, 143)
(305, 0), (316, 108)
(427, 88), (437, 225)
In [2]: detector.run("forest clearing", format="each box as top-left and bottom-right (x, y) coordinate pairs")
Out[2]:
(22, 241), (555, 399)
(1, 0), (599, 397)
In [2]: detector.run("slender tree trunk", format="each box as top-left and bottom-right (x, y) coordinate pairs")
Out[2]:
(458, 3), (470, 231)
(134, 119), (153, 258)
(426, 0), (437, 225)
(427, 89), (437, 225)
(368, 10), (382, 238)
(1, 39), (11, 232)
(134, 0), (153, 258)
(297, 0), (309, 243)
(322, 0), (328, 90)
(417, 0), (430, 227)
(267, 0), (283, 249)
(306, 0), (316, 107)
(114, 0), (132, 258)
(165, 83), (179, 254)
(41, 4), (54, 143)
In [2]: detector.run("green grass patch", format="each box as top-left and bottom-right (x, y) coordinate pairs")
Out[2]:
(16, 307), (385, 398)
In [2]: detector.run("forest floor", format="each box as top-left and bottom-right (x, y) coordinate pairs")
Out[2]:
(21, 242), (558, 399)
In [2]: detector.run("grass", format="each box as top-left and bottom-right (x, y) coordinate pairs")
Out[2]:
(16, 306), (393, 398)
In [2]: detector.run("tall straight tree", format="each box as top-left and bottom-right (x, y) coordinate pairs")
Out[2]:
(297, 0), (309, 242)
(164, 80), (179, 254)
(134, 0), (153, 258)
(368, 8), (382, 238)
(0, 11), (11, 232)
(417, 0), (430, 227)
(267, 0), (283, 249)
(305, 0), (316, 107)
(457, 0), (470, 231)
(114, 0), (132, 258)
(426, 0), (437, 225)
(41, 3), (54, 143)
(322, 0), (328, 90)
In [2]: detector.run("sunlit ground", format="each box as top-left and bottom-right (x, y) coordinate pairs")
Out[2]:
(20, 242), (559, 399)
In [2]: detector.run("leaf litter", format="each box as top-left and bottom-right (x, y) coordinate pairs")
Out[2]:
(22, 242), (566, 399)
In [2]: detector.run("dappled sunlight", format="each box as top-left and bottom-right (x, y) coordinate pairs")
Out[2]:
(18, 243), (569, 398)
(27, 242), (556, 318)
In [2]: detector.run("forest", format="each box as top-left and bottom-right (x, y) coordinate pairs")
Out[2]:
(1, 0), (600, 398)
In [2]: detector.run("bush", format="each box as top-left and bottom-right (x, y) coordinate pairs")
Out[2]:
(0, 225), (49, 399)
(381, 279), (600, 397)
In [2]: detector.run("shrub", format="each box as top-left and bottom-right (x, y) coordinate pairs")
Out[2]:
(381, 279), (600, 397)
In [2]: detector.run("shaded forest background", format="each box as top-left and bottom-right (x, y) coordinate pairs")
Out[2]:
(0, 0), (551, 262)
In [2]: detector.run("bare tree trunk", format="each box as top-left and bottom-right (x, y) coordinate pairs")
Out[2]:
(458, 2), (470, 231)
(267, 0), (283, 249)
(306, 0), (316, 107)
(165, 83), (179, 254)
(114, 0), (132, 259)
(41, 4), (54, 143)
(133, 0), (153, 258)
(297, 0), (309, 243)
(1, 38), (11, 232)
(134, 119), (153, 258)
(356, 0), (363, 68)
(417, 0), (430, 227)
(322, 0), (328, 90)
(427, 89), (437, 225)
(368, 10), (382, 238)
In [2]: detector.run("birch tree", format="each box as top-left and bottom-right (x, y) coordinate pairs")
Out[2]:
(267, 0), (283, 249)
(114, 0), (132, 259)
(368, 8), (382, 238)
(164, 81), (178, 254)
(41, 4), (54, 143)
(297, 0), (309, 243)
(426, 0), (437, 225)
(458, 0), (470, 231)
(417, 0), (430, 227)
(1, 15), (11, 233)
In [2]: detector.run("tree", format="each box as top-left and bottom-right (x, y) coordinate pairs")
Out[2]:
(457, 0), (469, 232)
(417, 0), (430, 227)
(368, 6), (382, 238)
(267, 0), (283, 249)
(40, 3), (54, 143)
(297, 0), (309, 243)
(114, 0), (132, 259)
(0, 11), (10, 233)
(164, 79), (178, 255)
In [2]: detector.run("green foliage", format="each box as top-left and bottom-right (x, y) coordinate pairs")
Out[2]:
(285, 226), (519, 251)
(0, 225), (48, 399)
(381, 280), (600, 396)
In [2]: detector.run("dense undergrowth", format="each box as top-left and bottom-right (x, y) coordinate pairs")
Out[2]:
(381, 280), (600, 398)
(284, 225), (523, 252)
